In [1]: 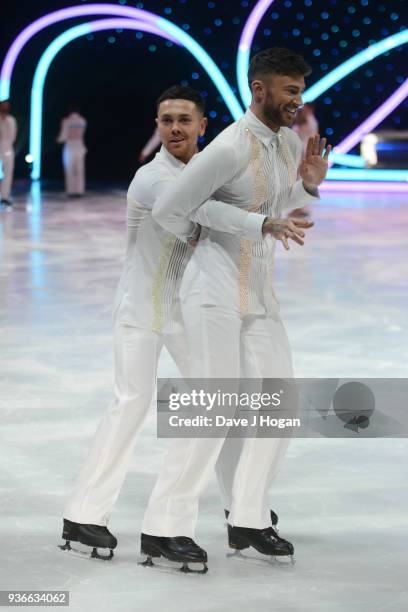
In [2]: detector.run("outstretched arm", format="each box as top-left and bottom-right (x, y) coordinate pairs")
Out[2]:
(152, 142), (241, 239)
(189, 198), (265, 241)
(130, 161), (265, 241)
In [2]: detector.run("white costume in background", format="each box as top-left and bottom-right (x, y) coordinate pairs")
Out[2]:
(142, 109), (319, 537)
(57, 112), (87, 195)
(140, 127), (161, 160)
(64, 145), (266, 527)
(293, 113), (319, 156)
(0, 113), (17, 201)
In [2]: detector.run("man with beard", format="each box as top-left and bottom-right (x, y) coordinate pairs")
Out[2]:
(141, 48), (331, 569)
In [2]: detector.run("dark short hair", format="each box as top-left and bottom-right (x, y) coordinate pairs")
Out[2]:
(156, 85), (206, 115)
(248, 47), (312, 86)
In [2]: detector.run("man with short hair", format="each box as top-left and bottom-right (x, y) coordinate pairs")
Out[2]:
(142, 48), (331, 567)
(61, 86), (208, 562)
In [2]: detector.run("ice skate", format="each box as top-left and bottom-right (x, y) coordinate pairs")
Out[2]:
(224, 508), (279, 531)
(226, 524), (295, 566)
(58, 518), (117, 560)
(139, 534), (208, 574)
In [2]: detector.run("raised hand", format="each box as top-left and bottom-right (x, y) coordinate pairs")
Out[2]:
(298, 134), (332, 188)
(262, 217), (314, 250)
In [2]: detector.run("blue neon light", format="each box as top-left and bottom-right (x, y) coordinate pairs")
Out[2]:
(30, 24), (91, 179)
(303, 31), (408, 102)
(326, 168), (408, 181)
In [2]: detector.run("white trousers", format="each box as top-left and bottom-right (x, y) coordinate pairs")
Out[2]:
(63, 143), (85, 195)
(63, 316), (261, 526)
(64, 320), (189, 525)
(0, 149), (14, 200)
(141, 297), (294, 537)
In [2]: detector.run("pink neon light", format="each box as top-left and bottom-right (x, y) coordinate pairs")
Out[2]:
(89, 19), (165, 37)
(320, 181), (408, 193)
(0, 4), (177, 87)
(335, 79), (408, 154)
(239, 0), (274, 50)
(2, 0), (406, 173)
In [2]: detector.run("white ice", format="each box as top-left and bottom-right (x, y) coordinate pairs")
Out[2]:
(0, 188), (407, 611)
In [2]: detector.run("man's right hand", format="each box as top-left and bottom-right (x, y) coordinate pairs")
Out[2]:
(262, 217), (314, 250)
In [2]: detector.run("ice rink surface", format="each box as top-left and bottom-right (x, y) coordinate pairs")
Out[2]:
(1, 187), (407, 611)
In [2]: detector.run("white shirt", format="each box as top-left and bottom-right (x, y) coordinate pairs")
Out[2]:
(57, 113), (87, 149)
(152, 109), (319, 316)
(0, 114), (17, 152)
(113, 145), (271, 333)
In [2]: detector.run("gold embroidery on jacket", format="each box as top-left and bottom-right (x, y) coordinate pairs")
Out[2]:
(152, 235), (177, 332)
(238, 129), (297, 315)
(238, 130), (267, 315)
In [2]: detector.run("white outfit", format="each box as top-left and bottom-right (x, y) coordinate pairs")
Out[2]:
(57, 113), (87, 195)
(140, 127), (161, 160)
(0, 114), (17, 201)
(64, 145), (268, 527)
(293, 113), (319, 156)
(142, 109), (319, 536)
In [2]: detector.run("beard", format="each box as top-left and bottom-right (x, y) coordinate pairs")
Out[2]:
(263, 94), (298, 128)
(263, 102), (282, 127)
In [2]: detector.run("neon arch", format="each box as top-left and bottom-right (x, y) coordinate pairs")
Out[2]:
(29, 18), (408, 178)
(236, 1), (407, 164)
(30, 19), (173, 178)
(235, 0), (408, 108)
(1, 2), (406, 178)
(31, 17), (241, 179)
(302, 30), (408, 103)
(0, 4), (162, 100)
(236, 0), (276, 109)
(0, 3), (243, 121)
(335, 79), (408, 153)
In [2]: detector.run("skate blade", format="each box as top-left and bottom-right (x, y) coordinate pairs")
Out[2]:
(226, 549), (295, 567)
(138, 556), (208, 575)
(59, 541), (113, 561)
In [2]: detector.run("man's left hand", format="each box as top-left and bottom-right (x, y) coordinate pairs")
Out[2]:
(298, 134), (332, 189)
(188, 223), (201, 247)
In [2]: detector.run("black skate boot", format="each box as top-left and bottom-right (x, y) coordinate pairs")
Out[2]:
(139, 533), (208, 574)
(59, 518), (117, 560)
(227, 524), (295, 565)
(224, 508), (279, 529)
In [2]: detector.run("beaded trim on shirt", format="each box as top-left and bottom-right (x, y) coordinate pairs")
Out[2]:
(238, 129), (267, 315)
(238, 128), (297, 316)
(151, 234), (178, 332)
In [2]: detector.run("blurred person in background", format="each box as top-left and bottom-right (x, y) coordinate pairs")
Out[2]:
(57, 103), (87, 197)
(0, 99), (17, 206)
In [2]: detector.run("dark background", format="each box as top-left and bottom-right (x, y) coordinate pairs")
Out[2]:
(1, 0), (406, 183)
